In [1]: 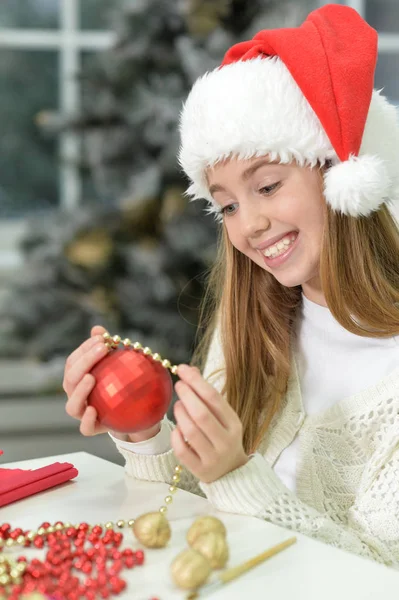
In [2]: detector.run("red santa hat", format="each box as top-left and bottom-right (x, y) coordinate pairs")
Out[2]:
(178, 4), (399, 223)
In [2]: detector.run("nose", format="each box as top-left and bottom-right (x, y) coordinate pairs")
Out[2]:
(239, 201), (270, 239)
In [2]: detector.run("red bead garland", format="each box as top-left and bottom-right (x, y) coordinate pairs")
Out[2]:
(0, 521), (144, 599)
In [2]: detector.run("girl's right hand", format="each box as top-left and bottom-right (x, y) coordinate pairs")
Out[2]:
(63, 325), (162, 441)
(64, 325), (112, 436)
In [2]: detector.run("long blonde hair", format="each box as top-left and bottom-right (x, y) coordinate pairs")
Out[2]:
(190, 166), (399, 455)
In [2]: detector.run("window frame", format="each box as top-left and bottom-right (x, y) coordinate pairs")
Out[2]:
(0, 0), (113, 212)
(0, 0), (114, 267)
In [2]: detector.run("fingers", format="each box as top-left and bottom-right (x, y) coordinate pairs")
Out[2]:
(170, 426), (202, 472)
(66, 335), (105, 371)
(176, 365), (233, 428)
(64, 324), (110, 437)
(63, 340), (109, 397)
(91, 325), (108, 338)
(80, 405), (107, 437)
(173, 400), (214, 457)
(174, 381), (225, 447)
(64, 324), (108, 374)
(65, 373), (96, 420)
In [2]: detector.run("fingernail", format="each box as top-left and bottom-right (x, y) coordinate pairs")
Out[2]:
(177, 364), (190, 375)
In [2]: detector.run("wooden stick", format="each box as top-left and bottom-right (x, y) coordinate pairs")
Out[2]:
(219, 536), (297, 584)
(186, 537), (297, 599)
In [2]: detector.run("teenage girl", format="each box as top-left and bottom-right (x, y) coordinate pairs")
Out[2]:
(64, 4), (399, 567)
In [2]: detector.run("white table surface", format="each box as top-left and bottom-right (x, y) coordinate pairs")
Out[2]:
(2, 451), (399, 599)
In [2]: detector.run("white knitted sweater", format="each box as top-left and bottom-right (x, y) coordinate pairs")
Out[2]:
(115, 326), (399, 569)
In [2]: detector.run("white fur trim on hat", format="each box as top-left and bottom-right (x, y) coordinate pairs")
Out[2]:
(178, 57), (399, 222)
(324, 155), (391, 217)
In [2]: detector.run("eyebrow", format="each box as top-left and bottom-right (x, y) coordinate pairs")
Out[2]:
(208, 158), (279, 195)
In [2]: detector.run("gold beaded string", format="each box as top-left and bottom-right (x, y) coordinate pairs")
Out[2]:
(103, 332), (179, 375)
(0, 332), (184, 590)
(102, 331), (184, 514)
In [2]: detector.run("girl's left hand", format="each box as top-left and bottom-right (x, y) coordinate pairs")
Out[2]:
(171, 364), (249, 484)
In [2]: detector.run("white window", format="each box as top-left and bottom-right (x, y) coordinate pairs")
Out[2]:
(0, 0), (114, 215)
(0, 0), (115, 274)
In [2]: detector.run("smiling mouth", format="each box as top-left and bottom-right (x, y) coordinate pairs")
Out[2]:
(261, 232), (298, 258)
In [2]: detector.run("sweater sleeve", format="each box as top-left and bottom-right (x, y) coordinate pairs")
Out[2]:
(200, 447), (399, 568)
(108, 417), (172, 455)
(113, 417), (205, 497)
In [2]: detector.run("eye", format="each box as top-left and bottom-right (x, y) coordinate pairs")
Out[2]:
(217, 182), (281, 218)
(218, 203), (238, 217)
(258, 182), (280, 195)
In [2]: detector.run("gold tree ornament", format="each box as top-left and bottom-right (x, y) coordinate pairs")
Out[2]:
(132, 512), (172, 549)
(191, 531), (229, 569)
(170, 548), (212, 590)
(187, 516), (227, 546)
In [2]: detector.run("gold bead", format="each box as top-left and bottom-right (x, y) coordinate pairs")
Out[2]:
(128, 519), (135, 527)
(0, 557), (6, 564)
(143, 347), (152, 355)
(103, 331), (111, 340)
(169, 485), (177, 494)
(5, 539), (14, 547)
(47, 526), (55, 534)
(172, 474), (181, 483)
(64, 522), (72, 528)
(10, 569), (19, 579)
(16, 535), (25, 545)
(0, 566), (6, 576)
(162, 359), (171, 369)
(122, 338), (131, 347)
(133, 342), (142, 350)
(171, 365), (178, 375)
(16, 562), (26, 573)
(112, 335), (121, 344)
(37, 527), (46, 535)
(105, 521), (113, 529)
(55, 523), (64, 531)
(174, 465), (182, 473)
(27, 531), (36, 541)
(152, 353), (162, 362)
(117, 520), (125, 528)
(159, 506), (167, 514)
(0, 574), (9, 586)
(165, 495), (173, 504)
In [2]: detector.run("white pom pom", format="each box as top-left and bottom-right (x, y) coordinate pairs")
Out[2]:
(324, 155), (391, 217)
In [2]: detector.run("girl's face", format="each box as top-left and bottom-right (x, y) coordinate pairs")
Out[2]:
(206, 156), (327, 305)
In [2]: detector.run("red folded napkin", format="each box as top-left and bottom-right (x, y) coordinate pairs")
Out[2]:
(0, 454), (78, 507)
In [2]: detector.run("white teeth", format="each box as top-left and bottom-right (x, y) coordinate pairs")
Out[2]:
(263, 233), (297, 258)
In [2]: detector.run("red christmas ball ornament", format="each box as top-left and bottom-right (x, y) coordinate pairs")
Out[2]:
(88, 346), (173, 433)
